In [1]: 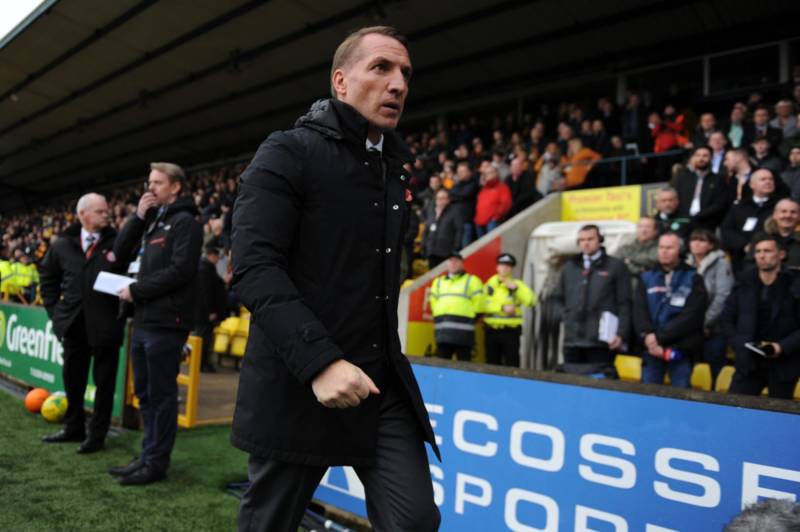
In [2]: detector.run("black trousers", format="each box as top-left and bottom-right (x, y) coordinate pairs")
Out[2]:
(485, 327), (521, 367)
(730, 368), (797, 399)
(62, 322), (120, 439)
(130, 326), (187, 473)
(194, 321), (215, 369)
(436, 343), (471, 361)
(237, 374), (440, 532)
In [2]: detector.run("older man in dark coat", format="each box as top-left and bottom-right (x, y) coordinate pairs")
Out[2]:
(39, 193), (128, 453)
(231, 26), (440, 532)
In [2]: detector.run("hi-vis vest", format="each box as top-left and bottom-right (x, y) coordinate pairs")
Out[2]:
(0, 260), (15, 295)
(429, 272), (484, 346)
(13, 262), (35, 288)
(483, 274), (536, 329)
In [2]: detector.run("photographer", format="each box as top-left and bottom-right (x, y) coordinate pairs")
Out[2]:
(721, 233), (800, 399)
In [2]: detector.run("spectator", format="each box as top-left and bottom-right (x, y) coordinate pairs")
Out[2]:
(771, 99), (797, 139)
(193, 244), (228, 373)
(761, 198), (800, 271)
(526, 121), (546, 155)
(422, 189), (463, 268)
(653, 186), (691, 238)
(708, 131), (728, 176)
(506, 156), (542, 219)
(418, 174), (442, 221)
(692, 112), (718, 147)
(563, 137), (602, 189)
(686, 229), (733, 382)
(590, 119), (611, 156)
(449, 161), (480, 248)
(750, 106), (783, 153)
(750, 136), (784, 176)
(781, 146), (800, 200)
(491, 149), (511, 181)
(634, 232), (708, 388)
(428, 253), (483, 361)
(671, 145), (729, 231)
(722, 233), (800, 399)
(723, 148), (755, 204)
(721, 168), (779, 273)
(474, 166), (511, 238)
(553, 225), (631, 375)
(535, 142), (565, 196)
(616, 216), (658, 275)
(724, 105), (750, 149)
(622, 92), (650, 151)
(482, 253), (536, 367)
(649, 110), (686, 154)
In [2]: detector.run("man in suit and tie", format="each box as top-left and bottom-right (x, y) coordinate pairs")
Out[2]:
(671, 145), (729, 232)
(40, 193), (129, 453)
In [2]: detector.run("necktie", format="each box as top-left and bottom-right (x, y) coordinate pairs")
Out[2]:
(85, 234), (97, 258)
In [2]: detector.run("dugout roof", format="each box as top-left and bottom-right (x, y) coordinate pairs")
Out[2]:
(0, 0), (797, 210)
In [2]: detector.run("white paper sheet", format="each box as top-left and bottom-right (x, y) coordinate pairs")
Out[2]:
(93, 271), (135, 296)
(598, 311), (619, 343)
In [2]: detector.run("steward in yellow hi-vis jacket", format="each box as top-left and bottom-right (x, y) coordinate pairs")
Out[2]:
(483, 253), (536, 367)
(429, 252), (484, 361)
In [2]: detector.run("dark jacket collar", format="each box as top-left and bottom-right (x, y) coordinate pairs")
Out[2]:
(295, 98), (412, 163)
(165, 195), (199, 217)
(574, 247), (607, 267)
(63, 222), (116, 245)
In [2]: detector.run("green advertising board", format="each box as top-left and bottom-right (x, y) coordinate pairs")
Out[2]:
(0, 302), (129, 418)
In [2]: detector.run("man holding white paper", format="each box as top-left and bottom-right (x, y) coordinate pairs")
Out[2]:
(552, 224), (631, 376)
(39, 193), (129, 453)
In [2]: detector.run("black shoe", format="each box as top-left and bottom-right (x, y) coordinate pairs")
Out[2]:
(76, 438), (105, 454)
(108, 457), (145, 477)
(42, 429), (85, 443)
(118, 464), (166, 486)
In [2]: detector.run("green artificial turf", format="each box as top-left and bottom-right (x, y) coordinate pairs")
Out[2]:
(0, 390), (247, 532)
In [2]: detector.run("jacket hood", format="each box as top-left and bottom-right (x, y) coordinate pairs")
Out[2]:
(295, 98), (412, 162)
(166, 195), (199, 217)
(687, 249), (726, 274)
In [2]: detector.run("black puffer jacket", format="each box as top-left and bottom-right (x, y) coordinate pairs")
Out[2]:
(230, 98), (438, 466)
(114, 195), (203, 331)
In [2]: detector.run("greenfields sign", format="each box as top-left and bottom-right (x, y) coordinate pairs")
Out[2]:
(0, 302), (128, 418)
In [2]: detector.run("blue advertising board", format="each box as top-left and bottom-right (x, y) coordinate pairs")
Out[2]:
(314, 364), (800, 531)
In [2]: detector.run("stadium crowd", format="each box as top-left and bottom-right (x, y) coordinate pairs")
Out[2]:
(2, 81), (800, 394)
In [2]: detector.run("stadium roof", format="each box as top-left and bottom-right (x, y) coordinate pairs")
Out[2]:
(0, 0), (797, 211)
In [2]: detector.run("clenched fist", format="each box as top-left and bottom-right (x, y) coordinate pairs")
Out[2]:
(311, 359), (380, 408)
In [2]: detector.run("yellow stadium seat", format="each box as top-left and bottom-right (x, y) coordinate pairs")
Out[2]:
(614, 355), (641, 382)
(213, 329), (230, 354)
(715, 366), (735, 392)
(794, 380), (800, 400)
(691, 363), (712, 391)
(230, 334), (248, 358)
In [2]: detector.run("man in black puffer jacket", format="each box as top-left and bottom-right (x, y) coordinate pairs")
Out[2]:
(111, 162), (203, 485)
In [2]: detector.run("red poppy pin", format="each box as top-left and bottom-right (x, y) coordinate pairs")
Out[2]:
(405, 189), (413, 202)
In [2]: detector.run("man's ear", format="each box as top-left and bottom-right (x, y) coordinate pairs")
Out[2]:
(332, 69), (347, 99)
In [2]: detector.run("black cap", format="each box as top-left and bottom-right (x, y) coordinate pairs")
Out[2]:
(447, 251), (464, 261)
(497, 253), (516, 266)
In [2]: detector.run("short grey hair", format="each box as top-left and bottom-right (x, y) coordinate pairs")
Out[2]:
(76, 193), (105, 215)
(657, 186), (678, 197)
(725, 499), (800, 532)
